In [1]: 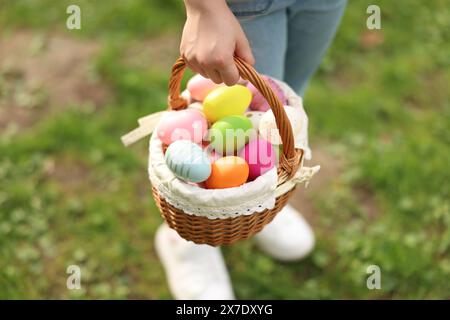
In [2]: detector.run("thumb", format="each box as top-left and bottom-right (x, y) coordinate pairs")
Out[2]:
(235, 33), (255, 65)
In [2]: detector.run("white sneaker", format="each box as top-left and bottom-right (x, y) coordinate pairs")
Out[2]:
(254, 204), (315, 262)
(154, 223), (235, 300)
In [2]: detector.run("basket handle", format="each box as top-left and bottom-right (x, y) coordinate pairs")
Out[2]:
(167, 56), (300, 178)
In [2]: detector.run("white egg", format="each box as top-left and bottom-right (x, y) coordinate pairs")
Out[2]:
(181, 89), (192, 104)
(188, 102), (203, 111)
(258, 105), (302, 145)
(244, 111), (265, 130)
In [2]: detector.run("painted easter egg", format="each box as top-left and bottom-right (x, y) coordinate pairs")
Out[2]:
(203, 85), (252, 123)
(157, 109), (207, 145)
(239, 138), (276, 180)
(208, 115), (253, 154)
(237, 78), (248, 86)
(244, 111), (265, 130)
(247, 76), (287, 112)
(188, 102), (203, 111)
(205, 156), (249, 189)
(187, 74), (222, 101)
(165, 140), (211, 183)
(258, 106), (302, 145)
(181, 89), (192, 105)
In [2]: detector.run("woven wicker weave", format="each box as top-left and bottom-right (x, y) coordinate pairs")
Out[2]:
(151, 57), (303, 246)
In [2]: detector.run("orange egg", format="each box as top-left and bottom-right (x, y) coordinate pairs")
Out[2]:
(205, 156), (249, 189)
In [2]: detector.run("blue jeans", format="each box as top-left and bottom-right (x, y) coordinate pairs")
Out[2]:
(227, 0), (347, 95)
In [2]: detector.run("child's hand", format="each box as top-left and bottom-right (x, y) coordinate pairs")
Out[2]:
(181, 0), (255, 85)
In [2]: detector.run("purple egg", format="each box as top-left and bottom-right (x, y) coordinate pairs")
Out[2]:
(247, 76), (287, 112)
(239, 138), (276, 181)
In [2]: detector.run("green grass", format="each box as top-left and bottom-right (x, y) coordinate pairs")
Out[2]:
(0, 0), (185, 37)
(0, 0), (449, 299)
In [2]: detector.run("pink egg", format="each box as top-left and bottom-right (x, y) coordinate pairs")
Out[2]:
(187, 74), (222, 101)
(247, 75), (287, 112)
(157, 109), (207, 145)
(237, 78), (248, 85)
(239, 138), (276, 180)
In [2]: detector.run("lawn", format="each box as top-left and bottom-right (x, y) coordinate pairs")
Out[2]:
(0, 0), (449, 299)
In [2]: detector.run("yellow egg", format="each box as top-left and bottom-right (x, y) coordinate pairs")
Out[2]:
(203, 85), (252, 123)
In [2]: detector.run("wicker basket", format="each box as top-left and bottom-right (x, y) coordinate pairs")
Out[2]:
(148, 56), (304, 246)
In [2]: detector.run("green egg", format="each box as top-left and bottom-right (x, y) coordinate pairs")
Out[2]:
(209, 115), (254, 154)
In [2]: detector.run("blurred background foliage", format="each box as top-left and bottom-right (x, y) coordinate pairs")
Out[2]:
(0, 0), (449, 299)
